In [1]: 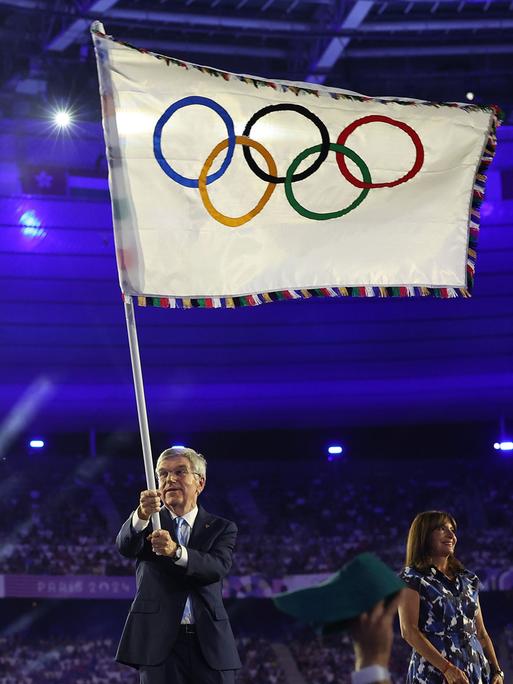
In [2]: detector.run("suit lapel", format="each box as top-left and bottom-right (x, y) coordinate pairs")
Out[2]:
(189, 505), (213, 548)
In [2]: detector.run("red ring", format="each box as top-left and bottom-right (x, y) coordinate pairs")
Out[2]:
(336, 115), (424, 189)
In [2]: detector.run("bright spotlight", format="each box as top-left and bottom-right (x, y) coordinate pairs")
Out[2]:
(466, 92), (475, 101)
(19, 210), (46, 239)
(327, 444), (344, 462)
(171, 444), (185, 449)
(47, 102), (78, 134)
(29, 439), (45, 449)
(54, 110), (72, 127)
(494, 441), (513, 451)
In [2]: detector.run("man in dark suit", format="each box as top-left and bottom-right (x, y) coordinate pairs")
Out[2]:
(116, 446), (241, 684)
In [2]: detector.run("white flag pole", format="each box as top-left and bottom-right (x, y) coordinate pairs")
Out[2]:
(91, 21), (161, 532)
(124, 295), (161, 532)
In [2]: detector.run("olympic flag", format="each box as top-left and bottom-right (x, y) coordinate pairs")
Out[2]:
(92, 25), (501, 307)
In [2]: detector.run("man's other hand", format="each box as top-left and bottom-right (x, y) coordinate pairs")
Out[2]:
(147, 529), (178, 557)
(350, 591), (403, 670)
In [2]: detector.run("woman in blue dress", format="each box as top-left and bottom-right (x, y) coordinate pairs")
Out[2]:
(398, 511), (503, 684)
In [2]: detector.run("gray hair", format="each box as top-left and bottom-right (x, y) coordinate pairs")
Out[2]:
(155, 446), (207, 479)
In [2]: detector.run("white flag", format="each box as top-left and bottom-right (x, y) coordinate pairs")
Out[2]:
(92, 25), (501, 308)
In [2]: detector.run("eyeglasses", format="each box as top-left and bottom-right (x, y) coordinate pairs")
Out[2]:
(157, 467), (200, 481)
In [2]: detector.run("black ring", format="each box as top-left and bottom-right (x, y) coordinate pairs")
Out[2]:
(242, 104), (330, 184)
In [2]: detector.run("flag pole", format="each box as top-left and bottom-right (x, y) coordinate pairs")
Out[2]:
(91, 21), (161, 533)
(123, 295), (161, 532)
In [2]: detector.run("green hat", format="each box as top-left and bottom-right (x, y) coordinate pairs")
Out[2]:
(273, 553), (405, 633)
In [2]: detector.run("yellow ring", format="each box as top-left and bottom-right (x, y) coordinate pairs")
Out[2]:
(198, 135), (277, 228)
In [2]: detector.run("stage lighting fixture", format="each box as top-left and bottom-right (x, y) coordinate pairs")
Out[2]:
(19, 210), (46, 238)
(29, 439), (45, 449)
(327, 445), (344, 462)
(54, 110), (72, 127)
(466, 92), (475, 101)
(493, 441), (513, 451)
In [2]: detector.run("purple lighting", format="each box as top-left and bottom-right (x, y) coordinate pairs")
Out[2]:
(480, 201), (494, 218)
(19, 210), (46, 239)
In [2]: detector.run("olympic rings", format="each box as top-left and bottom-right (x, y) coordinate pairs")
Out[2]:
(153, 96), (236, 189)
(285, 143), (371, 221)
(198, 136), (278, 228)
(242, 104), (330, 184)
(336, 115), (424, 189)
(153, 100), (425, 225)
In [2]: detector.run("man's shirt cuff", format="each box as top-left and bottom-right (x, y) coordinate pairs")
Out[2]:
(131, 510), (188, 566)
(131, 509), (150, 532)
(351, 665), (391, 684)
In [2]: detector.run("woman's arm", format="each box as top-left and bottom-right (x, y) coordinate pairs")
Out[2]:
(475, 597), (503, 683)
(398, 588), (469, 684)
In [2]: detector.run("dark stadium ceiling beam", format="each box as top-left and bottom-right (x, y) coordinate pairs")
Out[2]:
(0, 0), (40, 6)
(82, 12), (513, 38)
(118, 38), (513, 62)
(346, 43), (513, 57)
(2, 2), (513, 40)
(306, 0), (374, 84)
(47, 0), (121, 51)
(107, 8), (311, 32)
(121, 39), (287, 59)
(378, 0), (508, 3)
(360, 18), (513, 30)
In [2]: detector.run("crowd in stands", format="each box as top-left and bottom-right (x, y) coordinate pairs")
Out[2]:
(1, 451), (510, 683)
(290, 632), (355, 683)
(0, 636), (134, 684)
(290, 631), (412, 684)
(1, 627), (509, 684)
(0, 633), (413, 684)
(237, 637), (286, 684)
(1, 455), (512, 580)
(0, 635), (286, 684)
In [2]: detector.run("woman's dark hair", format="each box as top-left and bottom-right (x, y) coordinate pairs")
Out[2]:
(405, 510), (464, 574)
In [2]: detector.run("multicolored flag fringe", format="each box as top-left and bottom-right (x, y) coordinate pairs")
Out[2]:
(92, 24), (502, 309)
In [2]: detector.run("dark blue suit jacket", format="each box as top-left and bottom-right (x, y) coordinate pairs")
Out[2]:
(115, 505), (241, 670)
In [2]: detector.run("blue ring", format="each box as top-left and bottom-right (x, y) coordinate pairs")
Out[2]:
(153, 96), (236, 188)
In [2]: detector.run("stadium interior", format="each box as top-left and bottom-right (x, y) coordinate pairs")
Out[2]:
(1, 1), (513, 682)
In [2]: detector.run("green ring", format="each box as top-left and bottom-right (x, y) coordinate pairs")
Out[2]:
(284, 142), (371, 220)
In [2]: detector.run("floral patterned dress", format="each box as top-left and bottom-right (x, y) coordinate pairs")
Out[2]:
(400, 566), (491, 684)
